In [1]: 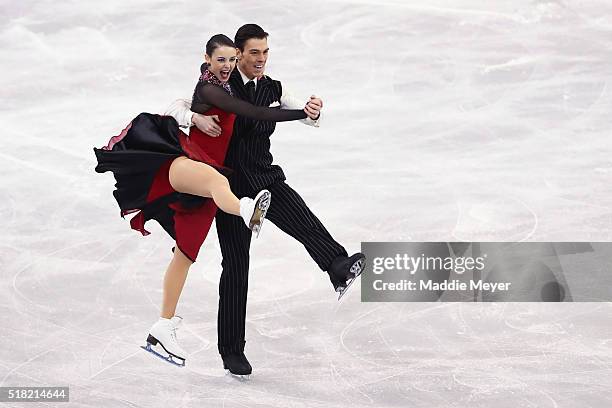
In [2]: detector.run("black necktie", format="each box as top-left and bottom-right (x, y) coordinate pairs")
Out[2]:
(245, 80), (256, 103)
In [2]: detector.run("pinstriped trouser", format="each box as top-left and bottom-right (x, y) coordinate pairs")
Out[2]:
(215, 180), (348, 355)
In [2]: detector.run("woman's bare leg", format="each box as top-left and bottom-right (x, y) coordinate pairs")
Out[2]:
(160, 157), (239, 318)
(160, 157), (244, 319)
(169, 156), (240, 215)
(160, 246), (193, 319)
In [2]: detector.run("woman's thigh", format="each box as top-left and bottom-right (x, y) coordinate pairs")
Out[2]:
(168, 156), (226, 197)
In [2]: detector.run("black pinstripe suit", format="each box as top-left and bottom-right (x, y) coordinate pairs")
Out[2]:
(216, 69), (348, 356)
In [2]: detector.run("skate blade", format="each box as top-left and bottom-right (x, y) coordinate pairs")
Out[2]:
(250, 191), (271, 239)
(252, 223), (261, 238)
(337, 257), (366, 301)
(225, 369), (251, 381)
(141, 343), (185, 367)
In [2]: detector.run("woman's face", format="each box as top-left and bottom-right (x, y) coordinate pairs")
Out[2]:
(205, 46), (237, 83)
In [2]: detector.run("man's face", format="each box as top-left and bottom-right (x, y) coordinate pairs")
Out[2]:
(236, 38), (269, 79)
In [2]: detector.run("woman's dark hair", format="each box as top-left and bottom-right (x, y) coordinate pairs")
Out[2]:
(205, 34), (235, 56)
(234, 24), (269, 51)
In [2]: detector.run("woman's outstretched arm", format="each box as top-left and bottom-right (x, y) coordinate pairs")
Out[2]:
(194, 83), (307, 122)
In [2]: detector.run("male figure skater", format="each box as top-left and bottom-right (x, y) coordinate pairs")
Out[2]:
(166, 24), (364, 376)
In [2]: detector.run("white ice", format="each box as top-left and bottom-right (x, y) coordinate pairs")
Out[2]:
(1, 0), (612, 407)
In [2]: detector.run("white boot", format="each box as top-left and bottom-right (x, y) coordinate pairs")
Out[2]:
(143, 316), (188, 366)
(170, 315), (183, 329)
(239, 190), (271, 237)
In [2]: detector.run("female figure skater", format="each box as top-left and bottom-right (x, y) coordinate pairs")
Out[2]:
(94, 34), (309, 366)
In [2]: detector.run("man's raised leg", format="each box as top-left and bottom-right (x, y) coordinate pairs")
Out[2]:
(266, 181), (363, 293)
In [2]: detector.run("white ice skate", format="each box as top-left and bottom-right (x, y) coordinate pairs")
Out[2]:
(141, 316), (187, 367)
(239, 190), (271, 238)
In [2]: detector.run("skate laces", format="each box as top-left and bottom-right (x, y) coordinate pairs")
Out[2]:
(171, 316), (183, 329)
(168, 318), (181, 341)
(170, 316), (183, 339)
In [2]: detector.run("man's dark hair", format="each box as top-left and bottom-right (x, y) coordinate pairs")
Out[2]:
(234, 24), (269, 51)
(206, 34), (235, 56)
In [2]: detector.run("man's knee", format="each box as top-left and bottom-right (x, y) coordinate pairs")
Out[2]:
(221, 255), (249, 274)
(219, 270), (249, 293)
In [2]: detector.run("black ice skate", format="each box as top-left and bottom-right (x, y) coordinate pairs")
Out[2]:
(222, 352), (252, 380)
(328, 253), (366, 300)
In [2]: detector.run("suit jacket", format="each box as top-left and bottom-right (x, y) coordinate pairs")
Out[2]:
(225, 69), (286, 194)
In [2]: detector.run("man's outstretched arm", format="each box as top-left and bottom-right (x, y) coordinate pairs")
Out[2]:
(163, 99), (222, 137)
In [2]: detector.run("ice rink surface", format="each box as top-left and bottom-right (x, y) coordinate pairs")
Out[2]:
(2, 0), (612, 406)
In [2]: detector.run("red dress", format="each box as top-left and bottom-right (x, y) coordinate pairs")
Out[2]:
(150, 108), (236, 261)
(94, 108), (235, 263)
